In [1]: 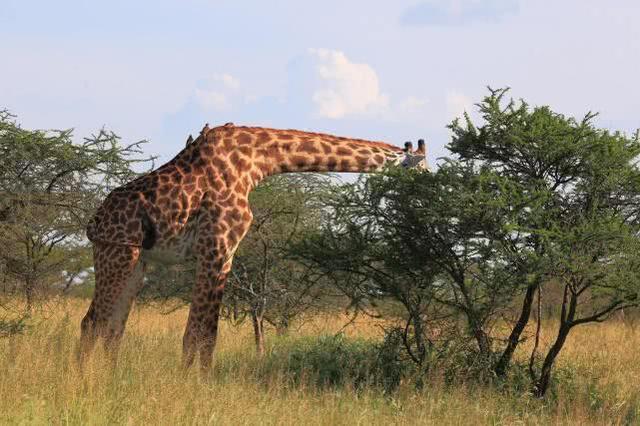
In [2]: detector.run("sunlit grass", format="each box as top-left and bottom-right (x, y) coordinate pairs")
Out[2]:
(1, 298), (639, 425)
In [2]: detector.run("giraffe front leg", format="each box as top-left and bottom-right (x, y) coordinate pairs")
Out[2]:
(182, 199), (253, 373)
(182, 256), (232, 373)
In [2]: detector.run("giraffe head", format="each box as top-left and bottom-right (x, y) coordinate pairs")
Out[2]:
(398, 139), (429, 170)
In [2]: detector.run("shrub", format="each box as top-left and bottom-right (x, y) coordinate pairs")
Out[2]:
(263, 333), (415, 393)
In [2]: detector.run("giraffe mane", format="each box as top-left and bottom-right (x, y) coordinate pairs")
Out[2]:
(212, 124), (403, 152)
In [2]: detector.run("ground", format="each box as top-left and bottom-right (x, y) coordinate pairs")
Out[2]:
(1, 299), (639, 425)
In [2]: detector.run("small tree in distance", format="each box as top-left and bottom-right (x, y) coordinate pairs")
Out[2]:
(226, 174), (337, 355)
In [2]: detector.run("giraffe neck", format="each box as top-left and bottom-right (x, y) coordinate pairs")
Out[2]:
(203, 125), (404, 191)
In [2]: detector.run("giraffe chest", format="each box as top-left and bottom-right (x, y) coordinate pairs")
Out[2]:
(140, 218), (199, 265)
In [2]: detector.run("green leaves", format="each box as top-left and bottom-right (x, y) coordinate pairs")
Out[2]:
(0, 109), (154, 317)
(296, 88), (640, 392)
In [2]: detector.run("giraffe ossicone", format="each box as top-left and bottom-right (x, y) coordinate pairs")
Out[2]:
(80, 123), (428, 371)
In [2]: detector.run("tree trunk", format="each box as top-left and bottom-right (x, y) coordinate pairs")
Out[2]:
(412, 311), (427, 365)
(533, 285), (576, 397)
(476, 329), (492, 359)
(24, 276), (35, 313)
(251, 310), (265, 357)
(456, 276), (492, 361)
(232, 302), (240, 323)
(466, 312), (491, 359)
(276, 317), (290, 336)
(534, 323), (571, 397)
(494, 282), (537, 376)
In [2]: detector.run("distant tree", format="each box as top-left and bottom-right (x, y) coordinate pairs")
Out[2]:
(0, 110), (154, 333)
(224, 174), (337, 355)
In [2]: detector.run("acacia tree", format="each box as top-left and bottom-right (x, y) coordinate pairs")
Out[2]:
(0, 110), (154, 332)
(295, 163), (528, 372)
(448, 88), (640, 395)
(296, 88), (640, 396)
(225, 174), (336, 355)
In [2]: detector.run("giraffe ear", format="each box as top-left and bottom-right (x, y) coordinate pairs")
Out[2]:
(404, 141), (413, 152)
(185, 134), (194, 147)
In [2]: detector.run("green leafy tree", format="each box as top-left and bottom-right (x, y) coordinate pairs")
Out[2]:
(295, 164), (526, 374)
(0, 110), (153, 333)
(297, 88), (640, 396)
(448, 88), (640, 395)
(225, 174), (337, 355)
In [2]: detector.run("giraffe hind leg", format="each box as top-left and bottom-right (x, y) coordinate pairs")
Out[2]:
(78, 243), (143, 368)
(78, 299), (99, 368)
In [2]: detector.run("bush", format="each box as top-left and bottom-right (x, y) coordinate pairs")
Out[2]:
(375, 327), (418, 393)
(278, 334), (377, 388)
(263, 333), (414, 393)
(0, 317), (28, 337)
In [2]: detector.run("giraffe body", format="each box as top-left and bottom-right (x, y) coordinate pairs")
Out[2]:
(80, 123), (427, 371)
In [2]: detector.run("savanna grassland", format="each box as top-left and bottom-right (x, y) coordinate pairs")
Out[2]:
(1, 298), (639, 425)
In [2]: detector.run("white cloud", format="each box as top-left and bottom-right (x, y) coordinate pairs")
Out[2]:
(398, 96), (428, 114)
(193, 73), (241, 111)
(194, 89), (229, 110)
(308, 48), (389, 119)
(446, 90), (473, 120)
(215, 73), (240, 90)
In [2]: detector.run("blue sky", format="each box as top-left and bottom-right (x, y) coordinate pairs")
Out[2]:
(2, 0), (639, 167)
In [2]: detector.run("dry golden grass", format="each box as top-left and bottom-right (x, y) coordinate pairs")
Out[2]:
(1, 298), (639, 425)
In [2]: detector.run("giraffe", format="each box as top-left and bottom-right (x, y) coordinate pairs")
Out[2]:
(80, 122), (428, 371)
